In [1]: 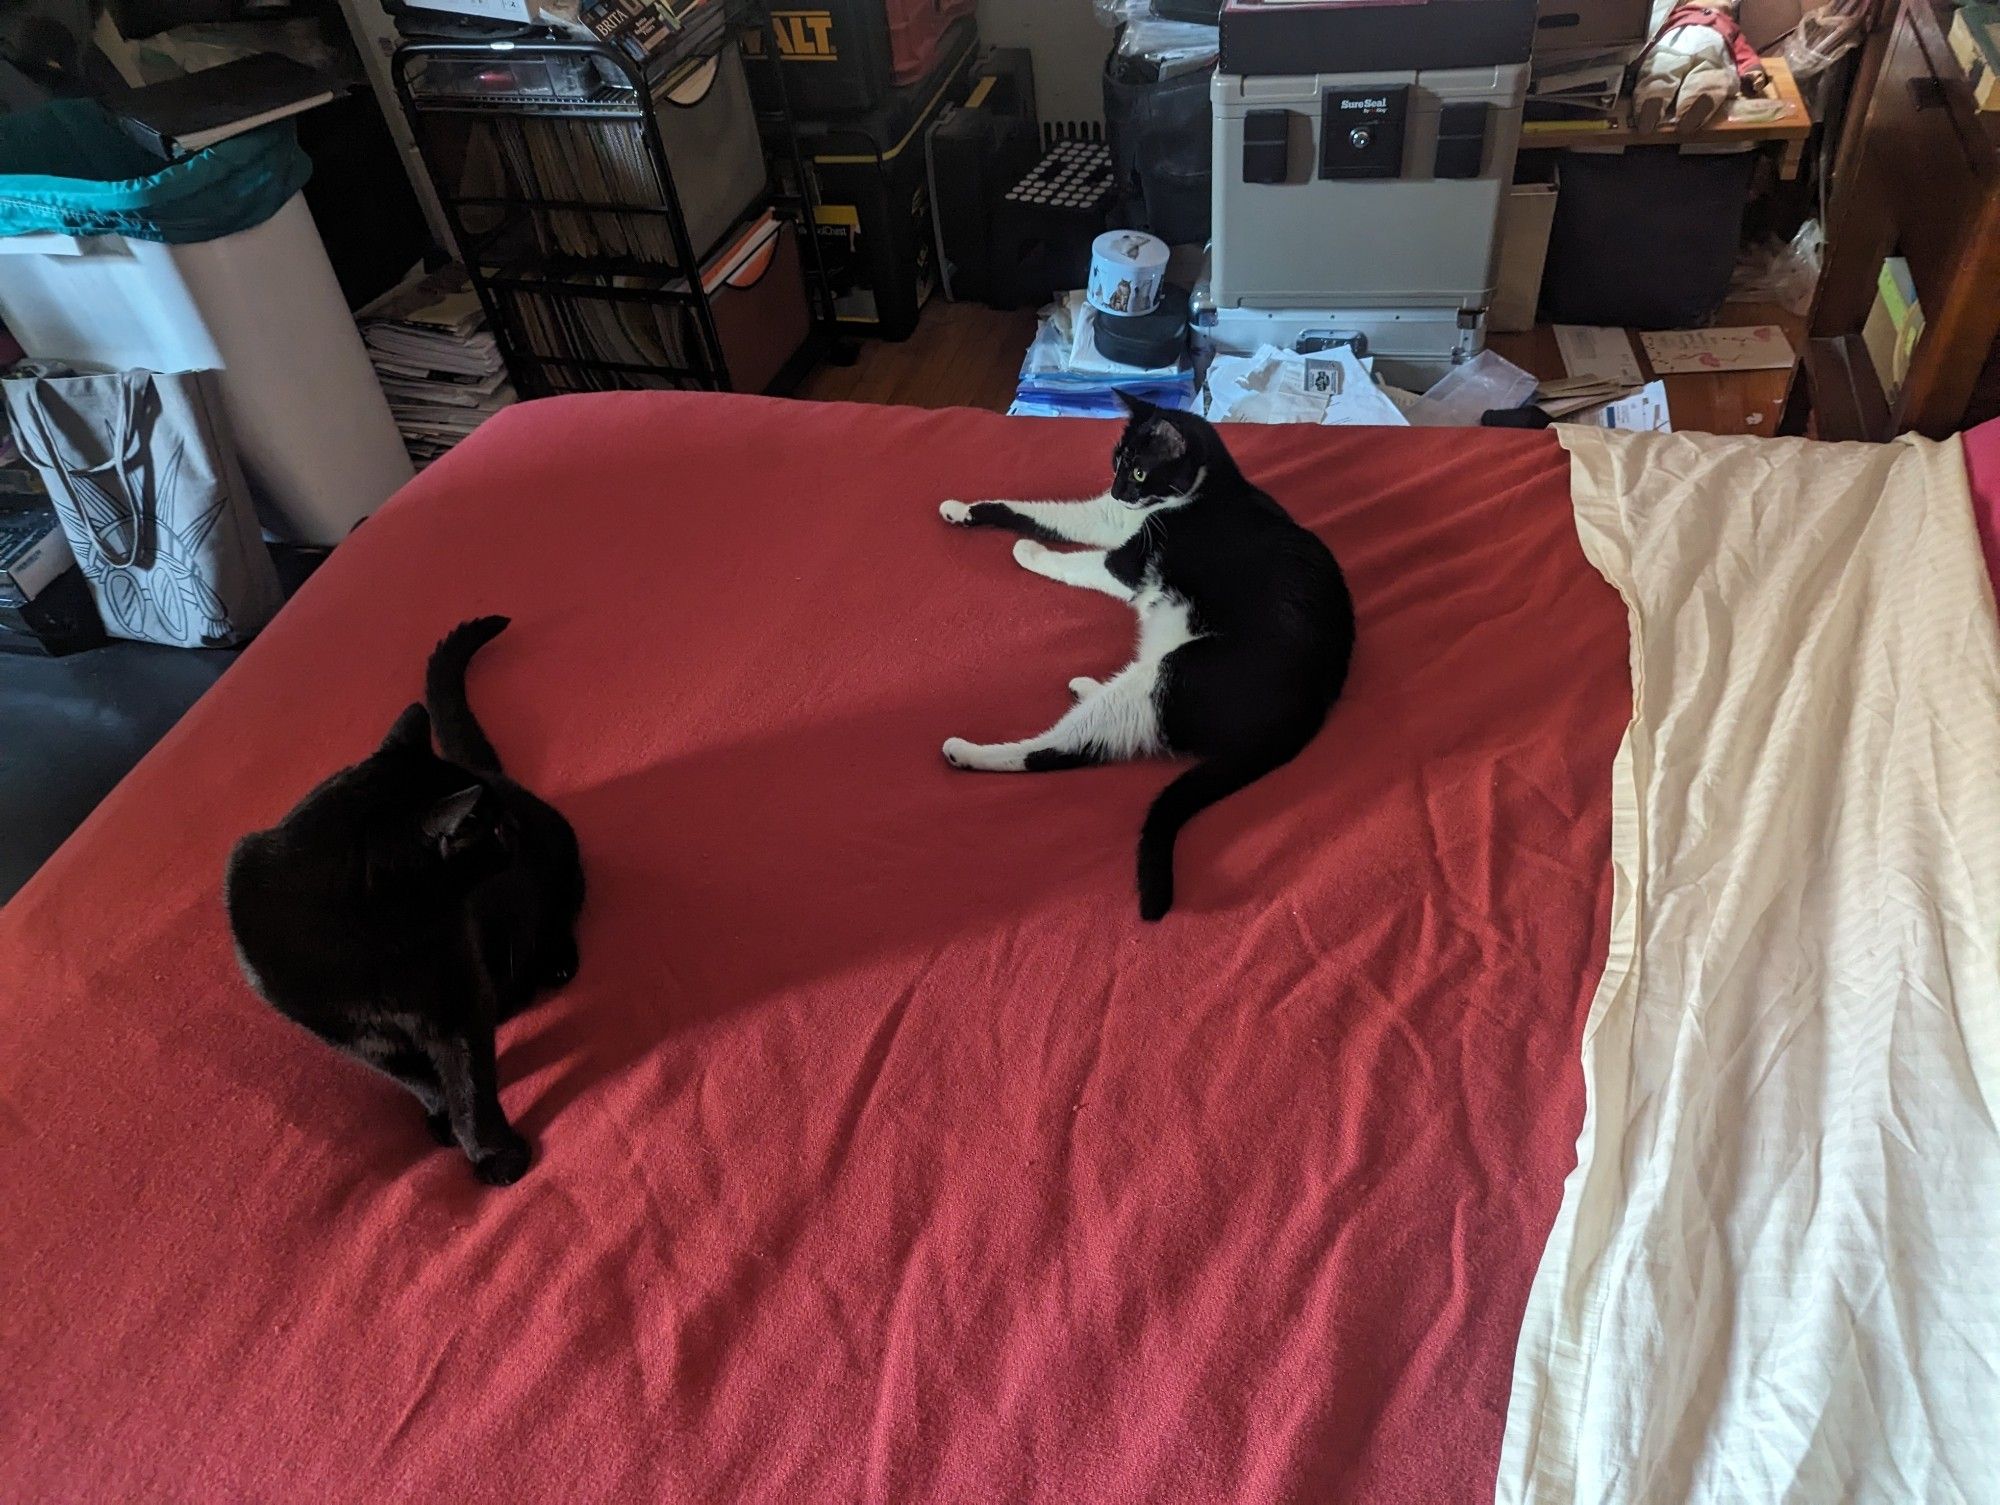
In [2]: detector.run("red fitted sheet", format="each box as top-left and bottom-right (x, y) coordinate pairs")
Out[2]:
(0, 395), (1630, 1502)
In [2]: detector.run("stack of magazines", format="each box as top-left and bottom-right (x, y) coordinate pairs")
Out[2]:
(494, 115), (680, 265)
(358, 266), (517, 467)
(503, 210), (782, 392)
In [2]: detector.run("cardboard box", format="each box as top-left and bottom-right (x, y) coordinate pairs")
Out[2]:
(1532, 0), (1650, 61)
(1490, 175), (1558, 332)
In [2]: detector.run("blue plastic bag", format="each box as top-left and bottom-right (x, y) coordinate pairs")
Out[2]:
(0, 99), (311, 245)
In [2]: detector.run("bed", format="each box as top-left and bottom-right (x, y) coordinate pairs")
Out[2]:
(2, 395), (1995, 1503)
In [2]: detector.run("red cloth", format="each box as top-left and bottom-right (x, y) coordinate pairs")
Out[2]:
(1660, 4), (1767, 83)
(0, 397), (1628, 1503)
(888, 0), (975, 84)
(1963, 416), (2000, 612)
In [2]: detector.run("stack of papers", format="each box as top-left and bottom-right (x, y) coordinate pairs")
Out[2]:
(1202, 345), (1410, 427)
(1008, 294), (1195, 418)
(1536, 374), (1641, 418)
(1527, 46), (1638, 120)
(1545, 325), (1667, 428)
(359, 266), (517, 468)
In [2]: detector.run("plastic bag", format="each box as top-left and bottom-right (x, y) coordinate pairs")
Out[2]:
(1729, 219), (1823, 316)
(1782, 7), (1867, 80)
(1118, 19), (1218, 74)
(0, 100), (310, 244)
(1404, 348), (1539, 427)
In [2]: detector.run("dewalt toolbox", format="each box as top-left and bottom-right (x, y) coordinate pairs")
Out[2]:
(792, 19), (977, 337)
(743, 0), (975, 117)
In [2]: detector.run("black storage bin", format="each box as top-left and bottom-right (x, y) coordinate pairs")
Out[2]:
(1103, 42), (1214, 248)
(741, 0), (895, 117)
(798, 19), (977, 337)
(1538, 147), (1758, 330)
(925, 49), (1040, 303)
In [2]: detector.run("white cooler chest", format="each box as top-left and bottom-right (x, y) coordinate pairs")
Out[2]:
(1205, 1), (1531, 388)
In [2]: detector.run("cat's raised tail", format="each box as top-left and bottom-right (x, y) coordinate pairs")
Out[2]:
(425, 615), (511, 774)
(1137, 742), (1303, 922)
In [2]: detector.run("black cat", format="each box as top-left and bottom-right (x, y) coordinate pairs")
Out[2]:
(939, 394), (1355, 920)
(225, 617), (584, 1185)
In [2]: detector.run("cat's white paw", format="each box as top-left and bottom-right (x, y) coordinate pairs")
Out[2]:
(1013, 538), (1047, 568)
(1068, 676), (1102, 701)
(939, 500), (973, 526)
(941, 737), (976, 768)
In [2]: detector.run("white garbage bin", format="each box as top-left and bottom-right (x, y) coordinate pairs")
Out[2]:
(0, 192), (414, 546)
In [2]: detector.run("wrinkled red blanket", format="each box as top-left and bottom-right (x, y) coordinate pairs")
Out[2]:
(0, 395), (1630, 1502)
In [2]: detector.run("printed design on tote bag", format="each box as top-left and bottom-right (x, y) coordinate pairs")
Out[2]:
(60, 381), (236, 644)
(8, 371), (252, 647)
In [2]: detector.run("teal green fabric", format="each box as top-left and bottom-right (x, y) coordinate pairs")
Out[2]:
(0, 100), (311, 244)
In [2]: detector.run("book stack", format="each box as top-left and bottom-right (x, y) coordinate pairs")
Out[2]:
(358, 266), (516, 467)
(1950, 2), (2000, 112)
(1862, 257), (1925, 404)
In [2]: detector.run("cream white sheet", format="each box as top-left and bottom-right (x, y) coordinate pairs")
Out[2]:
(1499, 429), (2000, 1504)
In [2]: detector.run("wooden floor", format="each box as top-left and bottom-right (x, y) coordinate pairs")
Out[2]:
(803, 296), (1802, 437)
(800, 302), (1036, 412)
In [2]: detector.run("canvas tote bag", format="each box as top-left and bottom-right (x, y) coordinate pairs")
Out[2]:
(3, 364), (281, 647)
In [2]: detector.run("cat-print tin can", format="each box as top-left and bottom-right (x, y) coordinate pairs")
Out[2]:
(1086, 231), (1170, 318)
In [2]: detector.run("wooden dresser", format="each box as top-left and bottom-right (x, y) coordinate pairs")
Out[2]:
(1793, 0), (2000, 438)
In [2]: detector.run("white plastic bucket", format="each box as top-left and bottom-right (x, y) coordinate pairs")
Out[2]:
(0, 193), (412, 545)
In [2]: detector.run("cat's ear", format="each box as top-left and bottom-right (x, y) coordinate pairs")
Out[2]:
(1116, 391), (1188, 456)
(421, 785), (485, 843)
(384, 703), (432, 752)
(1149, 417), (1189, 459)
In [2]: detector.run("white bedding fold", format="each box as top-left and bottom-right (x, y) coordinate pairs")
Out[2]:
(1500, 430), (2000, 1504)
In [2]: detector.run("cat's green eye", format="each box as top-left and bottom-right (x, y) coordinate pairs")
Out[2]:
(1132, 468), (1148, 483)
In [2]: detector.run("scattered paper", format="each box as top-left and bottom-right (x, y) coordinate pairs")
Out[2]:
(1554, 325), (1643, 385)
(1579, 379), (1672, 432)
(1201, 345), (1410, 427)
(1639, 325), (1796, 373)
(1536, 375), (1639, 418)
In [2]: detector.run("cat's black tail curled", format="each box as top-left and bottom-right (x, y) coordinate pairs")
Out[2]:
(426, 615), (511, 774)
(1136, 744), (1300, 922)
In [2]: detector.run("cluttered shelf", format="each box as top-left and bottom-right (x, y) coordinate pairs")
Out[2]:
(388, 0), (841, 403)
(1522, 54), (1813, 178)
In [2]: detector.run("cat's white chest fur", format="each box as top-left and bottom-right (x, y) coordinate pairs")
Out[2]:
(1078, 577), (1198, 759)
(1132, 578), (1200, 670)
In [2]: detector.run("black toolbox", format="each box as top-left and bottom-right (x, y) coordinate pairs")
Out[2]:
(743, 1), (894, 116)
(794, 18), (978, 338)
(925, 48), (1040, 303)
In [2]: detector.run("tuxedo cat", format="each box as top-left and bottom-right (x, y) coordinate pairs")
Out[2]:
(225, 617), (583, 1185)
(939, 394), (1355, 920)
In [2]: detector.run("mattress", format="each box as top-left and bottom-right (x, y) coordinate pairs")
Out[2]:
(0, 397), (1625, 1501)
(3, 396), (1996, 1502)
